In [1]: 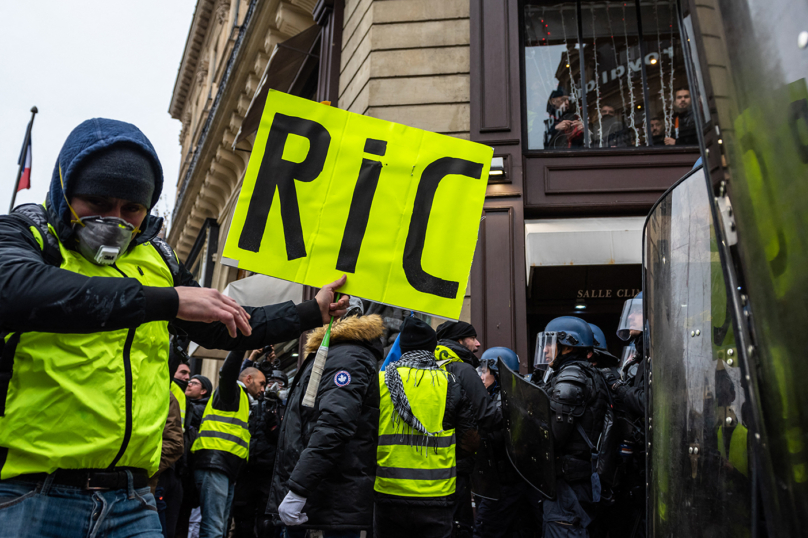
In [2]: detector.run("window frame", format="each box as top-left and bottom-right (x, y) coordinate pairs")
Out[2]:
(518, 0), (687, 155)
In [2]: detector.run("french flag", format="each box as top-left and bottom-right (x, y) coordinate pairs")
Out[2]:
(17, 138), (31, 192)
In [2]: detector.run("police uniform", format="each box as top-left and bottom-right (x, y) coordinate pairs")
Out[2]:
(472, 348), (544, 538)
(534, 317), (611, 538)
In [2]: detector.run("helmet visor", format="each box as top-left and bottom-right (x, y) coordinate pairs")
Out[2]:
(620, 343), (638, 370)
(534, 332), (558, 367)
(617, 296), (644, 341)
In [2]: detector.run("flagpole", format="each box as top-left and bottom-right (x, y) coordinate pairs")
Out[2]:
(9, 106), (38, 214)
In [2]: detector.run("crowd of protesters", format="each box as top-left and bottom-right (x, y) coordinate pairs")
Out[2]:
(0, 118), (646, 538)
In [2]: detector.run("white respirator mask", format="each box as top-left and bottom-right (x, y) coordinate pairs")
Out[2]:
(75, 216), (138, 265)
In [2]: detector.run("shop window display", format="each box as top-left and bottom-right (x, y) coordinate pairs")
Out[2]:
(524, 0), (694, 150)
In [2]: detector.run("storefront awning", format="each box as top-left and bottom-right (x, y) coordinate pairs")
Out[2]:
(222, 274), (303, 307)
(234, 24), (320, 145)
(525, 217), (645, 283)
(188, 274), (305, 360)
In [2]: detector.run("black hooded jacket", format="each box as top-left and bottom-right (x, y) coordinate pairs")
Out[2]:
(266, 315), (385, 530)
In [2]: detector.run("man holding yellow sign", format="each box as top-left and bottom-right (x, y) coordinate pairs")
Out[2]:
(222, 90), (492, 321)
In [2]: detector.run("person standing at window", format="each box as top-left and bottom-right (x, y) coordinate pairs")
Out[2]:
(665, 88), (698, 145)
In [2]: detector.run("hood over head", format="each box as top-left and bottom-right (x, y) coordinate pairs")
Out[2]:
(47, 118), (164, 243)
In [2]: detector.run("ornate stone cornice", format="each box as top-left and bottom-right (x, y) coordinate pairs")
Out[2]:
(169, 0), (216, 119)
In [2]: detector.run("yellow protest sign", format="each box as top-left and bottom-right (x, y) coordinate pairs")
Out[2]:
(222, 90), (492, 319)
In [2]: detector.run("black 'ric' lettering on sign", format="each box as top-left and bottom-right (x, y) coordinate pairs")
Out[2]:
(336, 157), (384, 273)
(403, 157), (484, 299)
(363, 138), (387, 156)
(238, 113), (331, 259)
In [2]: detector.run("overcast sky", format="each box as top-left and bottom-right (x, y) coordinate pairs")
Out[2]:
(0, 0), (197, 228)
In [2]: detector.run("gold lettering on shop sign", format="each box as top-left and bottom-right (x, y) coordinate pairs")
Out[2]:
(577, 288), (640, 299)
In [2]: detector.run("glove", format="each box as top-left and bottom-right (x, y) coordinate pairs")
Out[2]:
(601, 369), (619, 387)
(278, 490), (308, 526)
(612, 382), (628, 404)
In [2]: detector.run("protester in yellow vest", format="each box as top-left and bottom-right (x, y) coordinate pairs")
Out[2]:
(191, 351), (265, 538)
(374, 317), (478, 538)
(0, 118), (349, 538)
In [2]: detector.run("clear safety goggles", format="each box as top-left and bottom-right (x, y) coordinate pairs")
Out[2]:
(617, 296), (644, 341)
(534, 332), (558, 367)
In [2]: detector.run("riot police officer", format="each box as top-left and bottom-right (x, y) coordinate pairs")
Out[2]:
(588, 324), (620, 384)
(534, 317), (612, 537)
(473, 347), (544, 538)
(608, 293), (646, 537)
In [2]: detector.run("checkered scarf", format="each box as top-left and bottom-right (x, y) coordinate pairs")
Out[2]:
(384, 350), (446, 436)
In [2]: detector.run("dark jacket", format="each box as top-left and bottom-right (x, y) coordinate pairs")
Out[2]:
(543, 352), (610, 483)
(0, 202), (323, 349)
(193, 350), (252, 481)
(614, 357), (646, 419)
(186, 394), (210, 434)
(266, 315), (385, 530)
(437, 339), (501, 432)
(245, 395), (284, 471)
(673, 108), (698, 145)
(374, 362), (478, 508)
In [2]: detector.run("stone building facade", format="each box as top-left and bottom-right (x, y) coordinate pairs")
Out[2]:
(169, 0), (701, 373)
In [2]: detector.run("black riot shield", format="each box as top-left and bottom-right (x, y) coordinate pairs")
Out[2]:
(470, 435), (501, 501)
(498, 360), (556, 499)
(681, 0), (808, 534)
(645, 167), (752, 537)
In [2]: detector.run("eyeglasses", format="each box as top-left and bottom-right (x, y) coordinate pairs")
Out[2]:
(187, 380), (202, 387)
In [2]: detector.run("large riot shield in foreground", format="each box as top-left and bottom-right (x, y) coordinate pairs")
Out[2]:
(499, 361), (555, 499)
(682, 0), (808, 534)
(645, 167), (752, 537)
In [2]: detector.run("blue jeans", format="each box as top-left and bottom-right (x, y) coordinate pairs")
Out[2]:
(0, 473), (161, 538)
(194, 469), (235, 538)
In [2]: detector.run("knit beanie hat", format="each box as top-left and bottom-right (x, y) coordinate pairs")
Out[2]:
(71, 144), (156, 209)
(436, 320), (477, 342)
(190, 375), (213, 396)
(399, 317), (437, 354)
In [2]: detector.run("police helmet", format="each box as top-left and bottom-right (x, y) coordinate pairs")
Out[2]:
(480, 347), (520, 374)
(589, 323), (619, 367)
(534, 316), (595, 367)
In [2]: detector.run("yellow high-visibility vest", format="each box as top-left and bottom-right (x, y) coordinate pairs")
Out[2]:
(191, 387), (250, 460)
(375, 367), (456, 497)
(170, 380), (187, 430)
(0, 225), (174, 479)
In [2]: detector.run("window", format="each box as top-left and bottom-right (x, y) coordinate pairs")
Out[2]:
(523, 0), (695, 150)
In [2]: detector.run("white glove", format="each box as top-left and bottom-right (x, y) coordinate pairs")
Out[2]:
(278, 490), (308, 526)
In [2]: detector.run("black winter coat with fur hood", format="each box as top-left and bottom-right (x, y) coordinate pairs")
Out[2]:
(266, 314), (384, 530)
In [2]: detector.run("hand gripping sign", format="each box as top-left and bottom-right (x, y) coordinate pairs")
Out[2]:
(222, 90), (492, 319)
